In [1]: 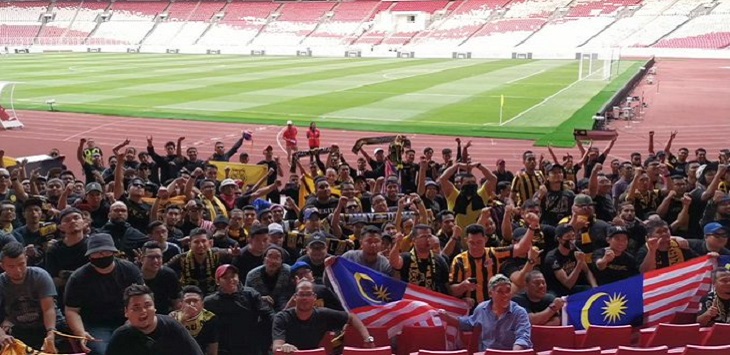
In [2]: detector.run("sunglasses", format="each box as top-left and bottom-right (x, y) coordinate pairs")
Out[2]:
(131, 183), (144, 188)
(0, 175), (9, 179)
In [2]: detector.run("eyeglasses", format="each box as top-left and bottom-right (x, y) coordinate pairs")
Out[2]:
(131, 183), (144, 188)
(296, 292), (315, 298)
(346, 205), (359, 210)
(317, 185), (329, 189)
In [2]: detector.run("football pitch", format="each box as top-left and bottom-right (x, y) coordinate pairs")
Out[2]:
(2, 53), (642, 143)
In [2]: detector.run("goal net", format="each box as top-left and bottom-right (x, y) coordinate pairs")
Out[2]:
(577, 48), (621, 81)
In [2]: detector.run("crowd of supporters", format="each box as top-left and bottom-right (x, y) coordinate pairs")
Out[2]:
(0, 124), (728, 354)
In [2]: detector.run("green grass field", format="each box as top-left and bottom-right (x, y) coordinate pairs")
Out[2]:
(2, 53), (642, 144)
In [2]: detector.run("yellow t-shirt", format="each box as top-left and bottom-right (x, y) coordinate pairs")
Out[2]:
(446, 184), (491, 229)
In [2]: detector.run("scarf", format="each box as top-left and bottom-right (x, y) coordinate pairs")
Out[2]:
(290, 147), (332, 173)
(453, 189), (486, 215)
(171, 309), (216, 337)
(350, 135), (411, 154)
(666, 239), (684, 266)
(181, 250), (218, 294)
(408, 248), (436, 291)
(200, 194), (228, 221)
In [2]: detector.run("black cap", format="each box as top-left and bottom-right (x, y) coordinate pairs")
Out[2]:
(554, 224), (575, 239)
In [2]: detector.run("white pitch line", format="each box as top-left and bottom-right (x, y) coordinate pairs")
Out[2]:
(497, 68), (603, 127)
(505, 69), (545, 84)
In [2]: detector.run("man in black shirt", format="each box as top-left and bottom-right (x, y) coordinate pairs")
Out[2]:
(390, 225), (451, 295)
(140, 241), (181, 315)
(592, 227), (639, 285)
(106, 284), (202, 355)
(258, 145), (284, 201)
(64, 233), (144, 354)
(204, 264), (274, 355)
(234, 225), (267, 279)
(543, 224), (597, 297)
(688, 222), (730, 256)
(273, 280), (374, 353)
(512, 270), (563, 325)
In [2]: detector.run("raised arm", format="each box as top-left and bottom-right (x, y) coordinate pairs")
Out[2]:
(547, 144), (559, 164)
(588, 163), (602, 198)
(76, 138), (87, 166)
(437, 162), (462, 199)
(331, 197), (347, 238)
(176, 136), (185, 159)
(113, 152), (125, 200)
(702, 164), (728, 202)
(417, 157), (428, 196)
(648, 131), (655, 155)
(602, 136), (617, 157)
(664, 130), (678, 154)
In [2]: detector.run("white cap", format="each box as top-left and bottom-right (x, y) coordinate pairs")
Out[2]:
(220, 179), (236, 189)
(287, 120), (293, 125)
(374, 148), (384, 154)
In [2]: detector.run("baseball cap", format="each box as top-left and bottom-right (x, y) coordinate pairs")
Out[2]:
(213, 216), (229, 226)
(308, 232), (327, 247)
(574, 194), (594, 207)
(607, 226), (629, 239)
(496, 159), (505, 165)
(220, 179), (236, 189)
(287, 120), (293, 125)
(85, 182), (103, 194)
(215, 264), (238, 280)
(547, 163), (566, 174)
(704, 222), (728, 237)
(374, 148), (384, 154)
(264, 145), (273, 152)
(555, 224), (575, 238)
(425, 180), (439, 189)
(290, 261), (311, 274)
(268, 223), (284, 235)
(85, 233), (119, 257)
(304, 208), (320, 221)
(59, 207), (83, 222)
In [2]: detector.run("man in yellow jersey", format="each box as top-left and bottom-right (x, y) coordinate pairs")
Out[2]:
(449, 223), (532, 307)
(438, 162), (498, 229)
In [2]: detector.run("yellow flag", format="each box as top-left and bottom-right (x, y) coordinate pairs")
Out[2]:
(500, 94), (505, 108)
(207, 161), (267, 185)
(2, 156), (17, 168)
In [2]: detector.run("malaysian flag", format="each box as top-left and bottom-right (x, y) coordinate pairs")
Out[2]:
(563, 255), (721, 330)
(326, 256), (469, 348)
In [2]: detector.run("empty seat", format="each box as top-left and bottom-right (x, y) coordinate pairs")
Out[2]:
(549, 347), (601, 355)
(483, 349), (537, 354)
(396, 325), (446, 355)
(641, 323), (700, 348)
(615, 346), (669, 355)
(531, 325), (575, 352)
(681, 344), (730, 355)
(580, 325), (632, 348)
(343, 346), (393, 355)
(702, 323), (730, 346)
(416, 350), (469, 355)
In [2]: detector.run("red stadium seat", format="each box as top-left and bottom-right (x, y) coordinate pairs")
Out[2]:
(580, 325), (632, 348)
(701, 323), (730, 346)
(415, 350), (469, 355)
(343, 346), (393, 355)
(465, 325), (483, 354)
(344, 326), (391, 348)
(396, 326), (446, 355)
(275, 348), (327, 355)
(549, 347), (601, 355)
(681, 344), (730, 355)
(615, 346), (669, 355)
(531, 325), (575, 352)
(640, 323), (700, 348)
(483, 349), (537, 354)
(320, 331), (335, 355)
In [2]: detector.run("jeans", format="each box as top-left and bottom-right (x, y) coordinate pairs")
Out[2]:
(86, 324), (117, 355)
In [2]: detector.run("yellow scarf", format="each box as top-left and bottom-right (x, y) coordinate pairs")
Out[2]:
(200, 194), (228, 221)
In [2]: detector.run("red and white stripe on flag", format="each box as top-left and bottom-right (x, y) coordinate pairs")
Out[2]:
(643, 255), (714, 326)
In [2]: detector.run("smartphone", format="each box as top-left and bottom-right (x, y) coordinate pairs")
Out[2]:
(467, 277), (477, 284)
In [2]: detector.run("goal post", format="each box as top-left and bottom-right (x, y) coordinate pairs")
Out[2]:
(577, 48), (621, 81)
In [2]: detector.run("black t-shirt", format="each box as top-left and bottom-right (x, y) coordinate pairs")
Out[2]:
(543, 248), (590, 297)
(636, 245), (698, 270)
(145, 266), (181, 315)
(45, 238), (88, 280)
(591, 248), (639, 285)
(541, 189), (575, 226)
(12, 223), (58, 267)
(272, 308), (349, 350)
(257, 160), (278, 185)
(594, 194), (616, 222)
(64, 259), (144, 326)
(203, 288), (274, 355)
(106, 315), (203, 355)
(120, 195), (151, 232)
(688, 239), (730, 256)
(500, 257), (527, 279)
(304, 197), (339, 220)
(82, 163), (104, 184)
(584, 154), (607, 179)
(396, 252), (450, 295)
(512, 291), (555, 315)
(296, 255), (325, 285)
(400, 163), (418, 194)
(234, 246), (264, 280)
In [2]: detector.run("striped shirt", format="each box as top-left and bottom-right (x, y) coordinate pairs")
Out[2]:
(449, 246), (513, 304)
(510, 170), (545, 207)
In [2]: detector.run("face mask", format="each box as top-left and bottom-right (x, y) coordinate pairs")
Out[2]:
(90, 255), (115, 269)
(462, 184), (478, 196)
(561, 240), (573, 250)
